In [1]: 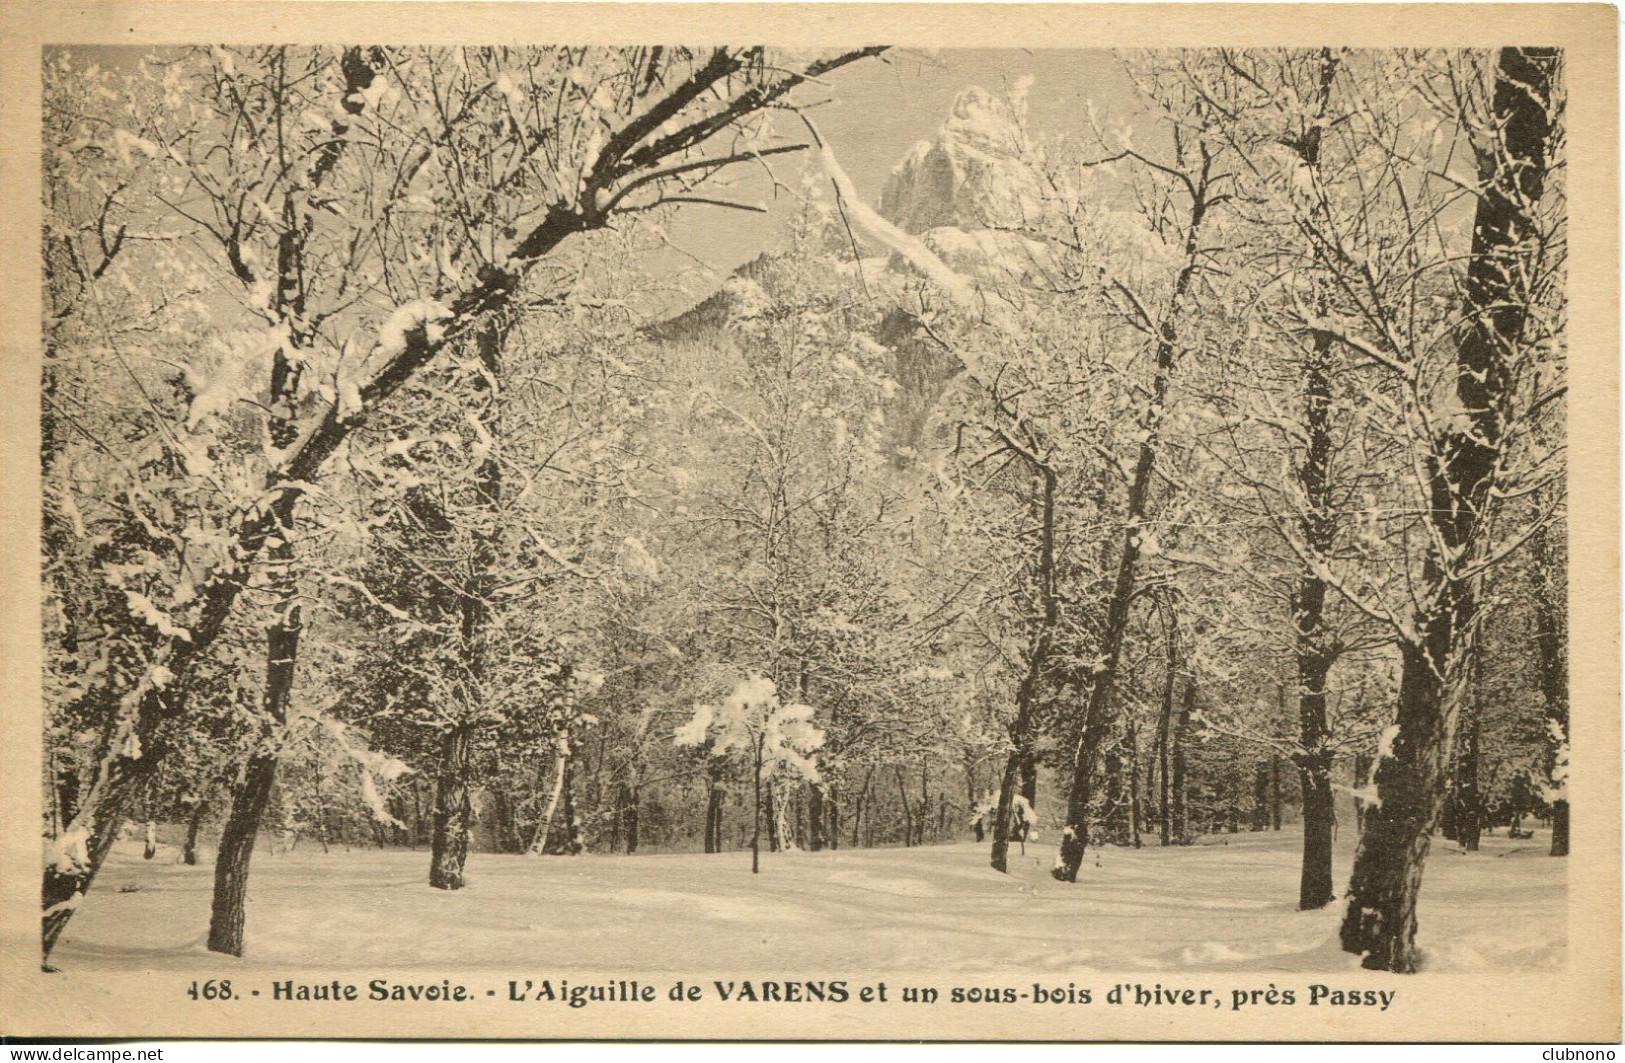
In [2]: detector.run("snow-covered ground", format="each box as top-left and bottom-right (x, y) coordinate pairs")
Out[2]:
(48, 827), (1564, 975)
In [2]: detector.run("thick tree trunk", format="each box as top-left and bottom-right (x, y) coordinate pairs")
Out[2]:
(208, 576), (302, 956)
(1293, 582), (1338, 909)
(826, 782), (840, 851)
(201, 48), (387, 955)
(1294, 317), (1338, 909)
(1339, 640), (1451, 972)
(1339, 46), (1556, 973)
(206, 754), (278, 955)
(1298, 751), (1336, 910)
(429, 724), (474, 889)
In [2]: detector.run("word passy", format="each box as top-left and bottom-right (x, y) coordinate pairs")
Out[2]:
(1229, 985), (1397, 1011)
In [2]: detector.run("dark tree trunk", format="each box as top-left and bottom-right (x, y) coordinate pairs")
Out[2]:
(493, 789), (522, 854)
(1271, 758), (1282, 831)
(1459, 712), (1482, 853)
(1266, 48), (1343, 912)
(1127, 720), (1143, 849)
(1253, 765), (1271, 832)
(808, 782), (826, 852)
(990, 701), (1034, 871)
(1339, 640), (1449, 972)
(1156, 612), (1177, 847)
(1441, 784), (1460, 842)
(559, 759), (581, 854)
(1354, 753), (1373, 834)
(1293, 299), (1339, 906)
(311, 761), (331, 853)
(430, 316), (508, 877)
(751, 737), (763, 874)
(826, 782), (839, 851)
(704, 757), (725, 854)
(992, 466), (1056, 873)
(851, 770), (872, 848)
(428, 724), (474, 890)
(1339, 47), (1556, 974)
(894, 768), (912, 848)
(207, 562), (302, 957)
(1056, 169), (1213, 882)
(1549, 791), (1569, 857)
(1531, 526), (1568, 856)
(204, 754), (279, 956)
(1299, 751), (1336, 910)
(918, 760), (931, 846)
(54, 766), (80, 837)
(1171, 680), (1192, 845)
(766, 786), (781, 853)
(624, 782), (641, 855)
(199, 49), (393, 957)
(182, 796), (209, 866)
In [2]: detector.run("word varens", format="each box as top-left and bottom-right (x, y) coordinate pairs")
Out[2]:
(505, 980), (854, 1007)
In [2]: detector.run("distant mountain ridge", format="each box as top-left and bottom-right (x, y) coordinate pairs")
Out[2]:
(645, 84), (1050, 454)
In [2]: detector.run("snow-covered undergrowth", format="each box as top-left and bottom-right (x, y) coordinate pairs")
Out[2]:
(47, 828), (1563, 974)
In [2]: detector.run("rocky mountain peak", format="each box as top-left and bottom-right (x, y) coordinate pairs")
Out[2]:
(878, 82), (1043, 235)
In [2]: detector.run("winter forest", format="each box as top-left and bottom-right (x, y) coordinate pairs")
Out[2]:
(40, 45), (1567, 979)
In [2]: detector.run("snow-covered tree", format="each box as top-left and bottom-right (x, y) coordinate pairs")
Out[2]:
(675, 676), (824, 873)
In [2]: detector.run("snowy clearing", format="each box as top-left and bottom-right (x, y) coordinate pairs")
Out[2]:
(48, 827), (1564, 975)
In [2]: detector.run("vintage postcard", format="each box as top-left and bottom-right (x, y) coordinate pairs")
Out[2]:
(0, 2), (1617, 1044)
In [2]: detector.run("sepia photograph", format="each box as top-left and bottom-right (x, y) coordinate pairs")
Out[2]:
(1, 2), (1617, 1045)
